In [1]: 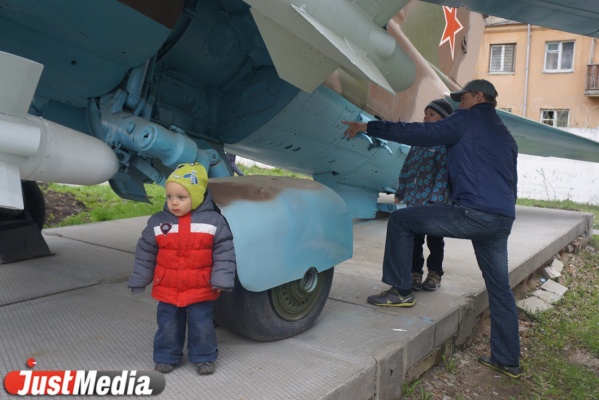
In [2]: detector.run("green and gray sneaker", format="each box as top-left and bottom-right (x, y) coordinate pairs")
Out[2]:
(367, 288), (415, 307)
(478, 356), (522, 379)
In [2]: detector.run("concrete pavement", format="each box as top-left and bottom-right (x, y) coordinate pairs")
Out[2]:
(0, 206), (593, 399)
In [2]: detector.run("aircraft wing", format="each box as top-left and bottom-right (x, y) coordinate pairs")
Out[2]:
(419, 0), (599, 161)
(422, 0), (599, 38)
(496, 110), (599, 163)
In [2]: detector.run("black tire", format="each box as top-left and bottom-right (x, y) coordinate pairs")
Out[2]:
(214, 267), (334, 341)
(22, 181), (46, 230)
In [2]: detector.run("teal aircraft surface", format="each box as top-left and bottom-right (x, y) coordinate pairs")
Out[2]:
(0, 0), (598, 341)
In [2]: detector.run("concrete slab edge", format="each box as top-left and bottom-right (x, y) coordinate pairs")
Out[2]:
(390, 214), (592, 398)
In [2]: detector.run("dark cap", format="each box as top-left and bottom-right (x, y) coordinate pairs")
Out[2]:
(425, 98), (454, 118)
(450, 79), (498, 102)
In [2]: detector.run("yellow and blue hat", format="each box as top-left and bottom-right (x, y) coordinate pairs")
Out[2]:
(166, 163), (208, 210)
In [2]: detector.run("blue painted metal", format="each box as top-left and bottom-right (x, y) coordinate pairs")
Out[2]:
(0, 1), (174, 108)
(0, 0), (413, 216)
(497, 110), (599, 163)
(377, 202), (404, 214)
(228, 86), (410, 217)
(208, 176), (352, 292)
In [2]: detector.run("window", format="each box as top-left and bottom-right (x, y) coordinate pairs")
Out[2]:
(489, 44), (515, 72)
(544, 41), (574, 72)
(540, 109), (569, 127)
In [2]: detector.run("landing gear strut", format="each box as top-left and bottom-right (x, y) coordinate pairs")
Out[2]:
(0, 181), (52, 263)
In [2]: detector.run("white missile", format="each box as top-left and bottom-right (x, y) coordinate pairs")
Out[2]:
(244, 0), (416, 94)
(0, 113), (119, 183)
(0, 51), (118, 210)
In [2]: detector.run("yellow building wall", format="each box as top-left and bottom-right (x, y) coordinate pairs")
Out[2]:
(475, 23), (599, 128)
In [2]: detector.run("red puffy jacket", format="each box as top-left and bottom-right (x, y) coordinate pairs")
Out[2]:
(128, 191), (236, 307)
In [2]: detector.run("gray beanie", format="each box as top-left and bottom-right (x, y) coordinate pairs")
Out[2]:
(425, 98), (454, 118)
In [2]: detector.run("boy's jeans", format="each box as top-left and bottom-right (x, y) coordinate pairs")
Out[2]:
(382, 203), (520, 366)
(154, 301), (218, 364)
(411, 234), (445, 275)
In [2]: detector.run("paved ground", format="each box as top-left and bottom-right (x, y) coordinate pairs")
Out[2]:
(0, 206), (593, 399)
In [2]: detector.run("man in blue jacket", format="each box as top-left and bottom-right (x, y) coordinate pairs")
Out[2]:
(342, 79), (521, 379)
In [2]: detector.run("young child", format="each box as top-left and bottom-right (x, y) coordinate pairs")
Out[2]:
(394, 98), (453, 291)
(128, 163), (236, 375)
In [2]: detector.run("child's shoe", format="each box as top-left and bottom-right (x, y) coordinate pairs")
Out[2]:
(422, 271), (442, 291)
(411, 272), (423, 291)
(196, 362), (215, 375)
(154, 363), (175, 373)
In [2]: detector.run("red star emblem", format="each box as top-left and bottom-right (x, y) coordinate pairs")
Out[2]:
(439, 6), (464, 60)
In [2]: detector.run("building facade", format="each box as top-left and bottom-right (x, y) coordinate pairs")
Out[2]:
(474, 18), (599, 205)
(475, 17), (599, 135)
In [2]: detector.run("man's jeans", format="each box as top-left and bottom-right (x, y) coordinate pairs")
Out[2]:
(383, 203), (520, 366)
(154, 301), (218, 364)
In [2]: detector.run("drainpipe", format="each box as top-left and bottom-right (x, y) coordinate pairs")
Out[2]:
(523, 24), (531, 118)
(589, 38), (596, 99)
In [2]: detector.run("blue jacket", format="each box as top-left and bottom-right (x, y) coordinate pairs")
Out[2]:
(368, 102), (518, 218)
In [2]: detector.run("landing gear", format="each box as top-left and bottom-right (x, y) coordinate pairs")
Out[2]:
(209, 176), (350, 341)
(0, 181), (51, 263)
(214, 267), (334, 341)
(21, 181), (46, 230)
(0, 181), (46, 229)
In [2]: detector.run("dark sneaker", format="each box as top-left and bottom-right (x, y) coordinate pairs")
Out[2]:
(196, 362), (215, 375)
(422, 271), (442, 291)
(154, 363), (175, 373)
(367, 288), (415, 307)
(411, 272), (423, 291)
(478, 356), (522, 379)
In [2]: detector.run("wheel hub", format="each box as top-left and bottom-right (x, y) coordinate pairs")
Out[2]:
(270, 267), (323, 321)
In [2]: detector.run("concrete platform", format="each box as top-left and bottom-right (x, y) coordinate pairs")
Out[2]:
(0, 206), (593, 399)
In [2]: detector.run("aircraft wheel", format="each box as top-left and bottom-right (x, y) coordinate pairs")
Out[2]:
(214, 267), (334, 341)
(22, 181), (46, 230)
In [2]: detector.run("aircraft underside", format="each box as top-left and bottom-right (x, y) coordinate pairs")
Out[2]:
(0, 0), (401, 340)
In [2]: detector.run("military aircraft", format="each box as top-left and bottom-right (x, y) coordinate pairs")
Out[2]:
(1, 0), (598, 341)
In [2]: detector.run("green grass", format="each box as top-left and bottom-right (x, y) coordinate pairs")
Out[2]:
(235, 164), (310, 179)
(42, 183), (166, 227)
(43, 174), (599, 230)
(519, 236), (599, 399)
(41, 164), (310, 228)
(42, 171), (599, 232)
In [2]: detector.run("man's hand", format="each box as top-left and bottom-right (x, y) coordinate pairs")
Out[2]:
(341, 121), (367, 140)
